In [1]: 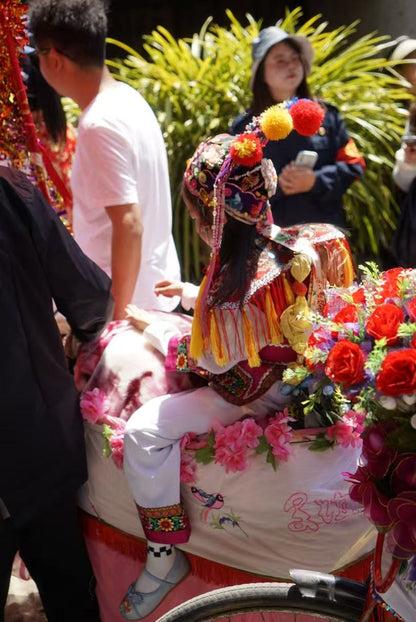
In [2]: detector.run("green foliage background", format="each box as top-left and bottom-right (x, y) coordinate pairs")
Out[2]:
(68, 7), (411, 281)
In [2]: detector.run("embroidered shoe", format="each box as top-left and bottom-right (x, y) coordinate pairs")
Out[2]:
(119, 549), (190, 620)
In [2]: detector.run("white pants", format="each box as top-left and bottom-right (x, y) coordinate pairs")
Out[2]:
(123, 382), (289, 509)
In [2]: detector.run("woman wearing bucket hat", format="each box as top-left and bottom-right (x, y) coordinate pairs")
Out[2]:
(230, 26), (365, 231)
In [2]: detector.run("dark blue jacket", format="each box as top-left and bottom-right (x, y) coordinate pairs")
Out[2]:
(0, 167), (113, 526)
(230, 102), (364, 229)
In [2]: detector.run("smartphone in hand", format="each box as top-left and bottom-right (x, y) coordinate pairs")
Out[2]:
(402, 134), (416, 146)
(294, 150), (318, 168)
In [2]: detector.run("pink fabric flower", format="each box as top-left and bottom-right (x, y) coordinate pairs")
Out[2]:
(180, 432), (206, 451)
(105, 417), (126, 433)
(326, 421), (362, 448)
(344, 410), (366, 435)
(214, 446), (248, 473)
(326, 411), (365, 448)
(213, 421), (246, 453)
(109, 429), (125, 469)
(264, 411), (294, 462)
(240, 418), (263, 449)
(180, 452), (197, 483)
(80, 388), (110, 424)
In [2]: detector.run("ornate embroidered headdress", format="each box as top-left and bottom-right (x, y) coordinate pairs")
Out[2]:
(184, 99), (326, 366)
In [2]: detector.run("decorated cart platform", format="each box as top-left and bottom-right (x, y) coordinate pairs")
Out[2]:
(75, 317), (377, 621)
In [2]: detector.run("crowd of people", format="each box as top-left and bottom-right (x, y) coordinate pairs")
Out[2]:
(2, 0), (416, 620)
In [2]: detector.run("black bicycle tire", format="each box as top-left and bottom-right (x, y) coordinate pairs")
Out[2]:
(156, 580), (367, 622)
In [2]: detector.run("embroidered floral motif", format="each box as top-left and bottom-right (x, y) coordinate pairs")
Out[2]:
(138, 503), (190, 537)
(176, 338), (192, 372)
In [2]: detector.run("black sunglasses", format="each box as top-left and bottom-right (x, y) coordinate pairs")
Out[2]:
(34, 46), (74, 60)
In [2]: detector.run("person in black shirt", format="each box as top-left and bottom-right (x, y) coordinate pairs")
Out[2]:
(0, 166), (113, 622)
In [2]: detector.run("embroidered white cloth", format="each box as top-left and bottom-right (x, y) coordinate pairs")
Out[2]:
(78, 424), (376, 579)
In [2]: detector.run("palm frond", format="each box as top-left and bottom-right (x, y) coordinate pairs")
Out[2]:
(71, 8), (410, 280)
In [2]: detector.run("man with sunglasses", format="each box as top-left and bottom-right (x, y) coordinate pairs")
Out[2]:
(28, 0), (181, 321)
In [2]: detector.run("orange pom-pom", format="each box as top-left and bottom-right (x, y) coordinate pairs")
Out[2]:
(289, 99), (325, 136)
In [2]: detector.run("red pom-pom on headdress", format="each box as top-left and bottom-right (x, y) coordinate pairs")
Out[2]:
(229, 133), (263, 167)
(289, 99), (325, 136)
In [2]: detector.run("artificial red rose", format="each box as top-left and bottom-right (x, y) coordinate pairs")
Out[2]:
(325, 339), (365, 386)
(374, 268), (407, 304)
(333, 304), (358, 325)
(376, 349), (416, 396)
(305, 327), (334, 371)
(352, 288), (365, 304)
(407, 298), (416, 322)
(384, 268), (406, 281)
(365, 303), (405, 345)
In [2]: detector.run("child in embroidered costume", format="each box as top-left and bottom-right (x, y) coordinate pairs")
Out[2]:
(119, 104), (355, 619)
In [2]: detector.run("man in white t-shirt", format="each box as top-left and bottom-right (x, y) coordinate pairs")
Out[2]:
(29, 0), (181, 320)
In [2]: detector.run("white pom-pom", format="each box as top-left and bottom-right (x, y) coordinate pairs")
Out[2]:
(402, 393), (416, 406)
(379, 395), (397, 410)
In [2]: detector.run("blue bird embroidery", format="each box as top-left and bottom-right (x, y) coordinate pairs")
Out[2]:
(191, 487), (225, 520)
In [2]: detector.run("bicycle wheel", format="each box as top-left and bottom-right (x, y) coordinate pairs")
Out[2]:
(156, 572), (368, 622)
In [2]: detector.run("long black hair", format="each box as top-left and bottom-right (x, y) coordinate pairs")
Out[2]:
(182, 183), (262, 307)
(251, 39), (313, 115)
(23, 55), (67, 144)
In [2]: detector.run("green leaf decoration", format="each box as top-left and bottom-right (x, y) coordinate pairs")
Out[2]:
(195, 445), (215, 465)
(358, 261), (382, 283)
(282, 365), (309, 385)
(255, 435), (270, 454)
(266, 449), (277, 471)
(101, 424), (113, 458)
(365, 338), (387, 375)
(308, 434), (334, 452)
(386, 423), (416, 452)
(397, 322), (416, 339)
(205, 429), (216, 448)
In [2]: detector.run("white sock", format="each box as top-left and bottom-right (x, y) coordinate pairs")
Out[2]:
(134, 542), (176, 593)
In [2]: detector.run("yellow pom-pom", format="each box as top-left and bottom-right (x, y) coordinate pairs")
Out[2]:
(260, 105), (293, 141)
